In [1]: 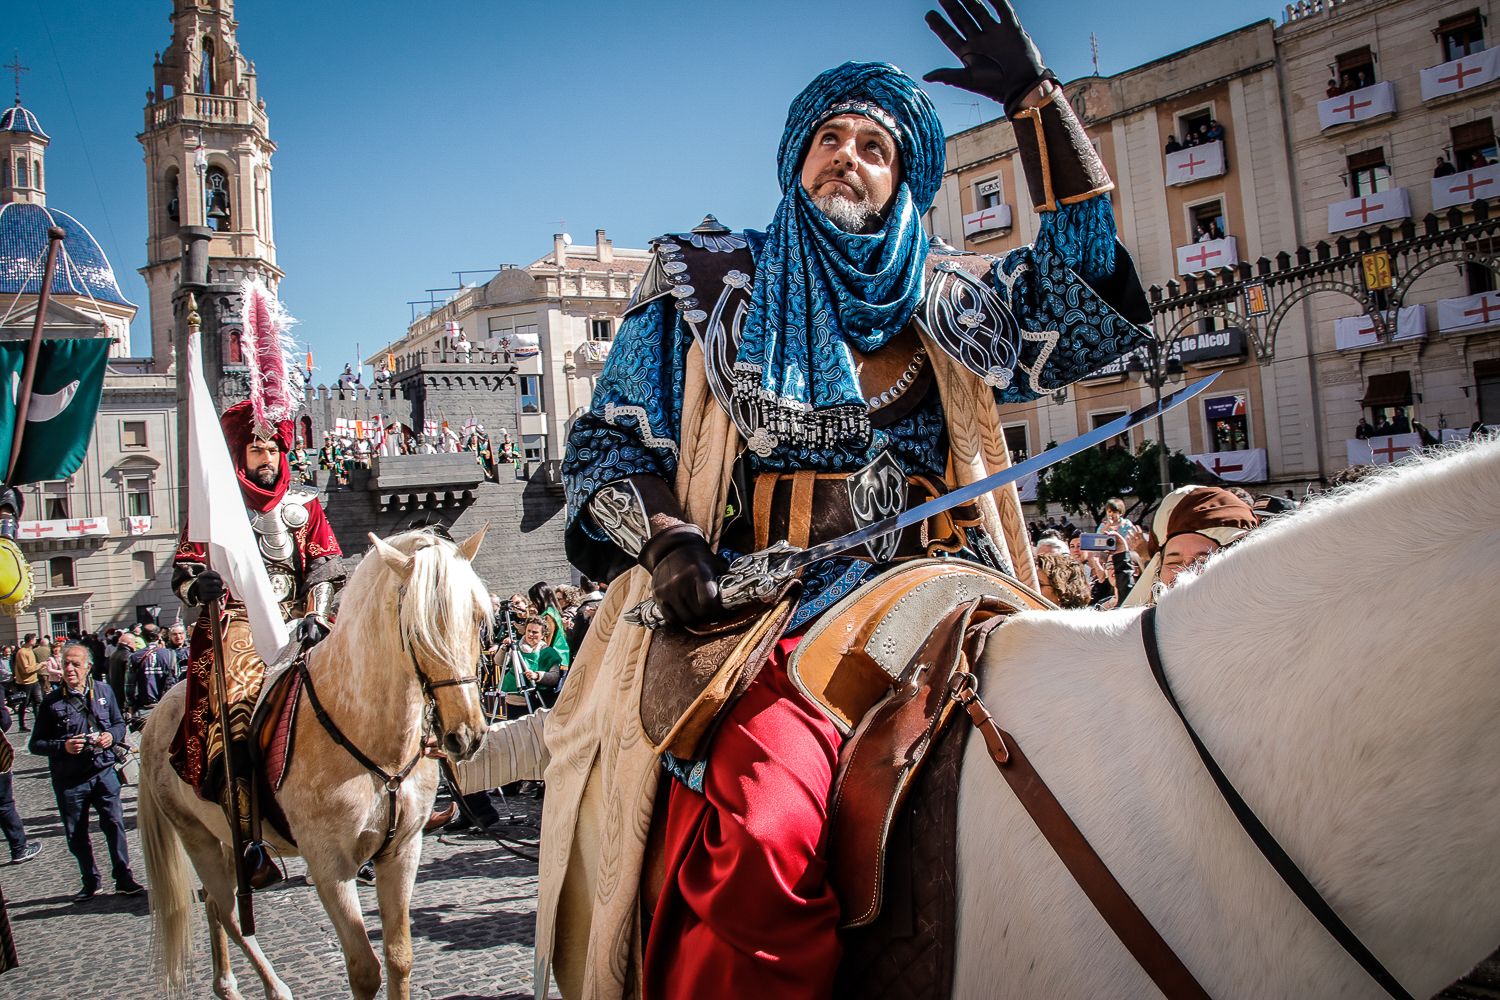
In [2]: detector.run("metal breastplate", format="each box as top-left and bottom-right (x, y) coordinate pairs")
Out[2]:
(249, 492), (311, 603)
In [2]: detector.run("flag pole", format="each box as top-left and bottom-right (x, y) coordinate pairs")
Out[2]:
(7, 227), (67, 483)
(187, 294), (256, 934)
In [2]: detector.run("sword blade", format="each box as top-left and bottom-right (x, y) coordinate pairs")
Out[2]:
(784, 371), (1222, 571)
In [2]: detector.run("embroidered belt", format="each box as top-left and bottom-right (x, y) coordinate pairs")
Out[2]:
(748, 468), (981, 563)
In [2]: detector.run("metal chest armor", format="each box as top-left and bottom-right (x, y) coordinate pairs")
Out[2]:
(248, 488), (315, 604)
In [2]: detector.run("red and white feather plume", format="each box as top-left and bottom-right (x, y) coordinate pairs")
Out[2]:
(238, 278), (304, 439)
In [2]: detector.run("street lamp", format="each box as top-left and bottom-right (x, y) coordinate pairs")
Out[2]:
(1127, 341), (1185, 498)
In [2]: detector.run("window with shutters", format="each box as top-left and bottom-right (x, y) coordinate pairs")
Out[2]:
(1335, 46), (1377, 89)
(49, 557), (75, 589)
(122, 421), (148, 449)
(1347, 149), (1391, 197)
(132, 551), (155, 583)
(1465, 238), (1500, 295)
(1452, 119), (1497, 172)
(126, 476), (153, 517)
(1437, 10), (1485, 62)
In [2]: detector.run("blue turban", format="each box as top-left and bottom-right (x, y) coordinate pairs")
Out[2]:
(776, 61), (947, 212)
(733, 62), (948, 458)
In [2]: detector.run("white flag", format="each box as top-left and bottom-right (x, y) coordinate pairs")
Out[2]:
(185, 328), (290, 660)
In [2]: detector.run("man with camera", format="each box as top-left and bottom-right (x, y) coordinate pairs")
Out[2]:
(28, 643), (145, 901)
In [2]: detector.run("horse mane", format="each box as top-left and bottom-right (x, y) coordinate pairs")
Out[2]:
(327, 529), (488, 705)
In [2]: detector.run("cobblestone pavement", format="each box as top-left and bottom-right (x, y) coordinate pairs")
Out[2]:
(0, 742), (555, 999)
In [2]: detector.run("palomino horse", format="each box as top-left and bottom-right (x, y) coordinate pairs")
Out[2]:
(479, 439), (1499, 999)
(139, 528), (490, 1000)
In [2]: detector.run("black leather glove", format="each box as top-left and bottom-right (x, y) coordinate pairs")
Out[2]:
(924, 0), (1054, 113)
(293, 615), (331, 648)
(189, 570), (225, 607)
(638, 525), (728, 627)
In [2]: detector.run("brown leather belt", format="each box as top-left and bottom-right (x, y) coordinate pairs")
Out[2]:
(749, 469), (982, 562)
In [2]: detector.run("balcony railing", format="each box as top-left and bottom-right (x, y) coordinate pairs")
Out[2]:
(1432, 164), (1500, 211)
(1164, 140), (1226, 186)
(1316, 81), (1396, 130)
(962, 203), (1012, 239)
(15, 517), (111, 542)
(1333, 306), (1426, 351)
(1438, 291), (1500, 333)
(1176, 235), (1238, 275)
(1326, 188), (1411, 234)
(1420, 47), (1500, 102)
(144, 93), (268, 132)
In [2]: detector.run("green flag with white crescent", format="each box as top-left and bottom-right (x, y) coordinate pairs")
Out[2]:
(0, 338), (110, 486)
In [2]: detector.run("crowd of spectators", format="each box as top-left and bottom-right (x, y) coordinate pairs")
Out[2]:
(1326, 71), (1371, 98)
(1354, 407), (1412, 439)
(1434, 150), (1496, 177)
(1029, 488), (1289, 611)
(1163, 119), (1226, 155)
(443, 575), (607, 833)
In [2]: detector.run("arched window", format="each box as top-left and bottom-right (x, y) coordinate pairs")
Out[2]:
(228, 330), (244, 364)
(200, 36), (216, 94)
(0, 158), (8, 188)
(165, 168), (180, 224)
(49, 557), (74, 588)
(300, 416), (314, 447)
(31, 159), (39, 190)
(15, 158), (27, 188)
(205, 166), (232, 231)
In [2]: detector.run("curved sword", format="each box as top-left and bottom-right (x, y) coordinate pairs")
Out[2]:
(625, 372), (1221, 629)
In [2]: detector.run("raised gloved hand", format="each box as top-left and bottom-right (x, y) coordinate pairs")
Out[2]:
(923, 0), (1053, 113)
(293, 614), (331, 648)
(189, 570), (225, 607)
(638, 524), (728, 627)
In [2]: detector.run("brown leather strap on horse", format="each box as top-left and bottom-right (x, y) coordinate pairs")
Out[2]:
(952, 624), (1212, 1000)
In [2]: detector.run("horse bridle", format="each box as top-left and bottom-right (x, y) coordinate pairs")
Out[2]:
(1139, 605), (1415, 1000)
(298, 592), (481, 864)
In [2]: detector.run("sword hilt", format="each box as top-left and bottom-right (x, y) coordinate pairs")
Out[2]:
(623, 540), (801, 630)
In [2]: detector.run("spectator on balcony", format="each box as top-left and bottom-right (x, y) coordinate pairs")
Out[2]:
(1340, 72), (1354, 94)
(1390, 407), (1411, 435)
(1434, 156), (1457, 178)
(1195, 224), (1212, 243)
(1205, 119), (1225, 143)
(1326, 79), (1342, 98)
(1164, 134), (1182, 154)
(1355, 416), (1372, 440)
(1355, 70), (1368, 89)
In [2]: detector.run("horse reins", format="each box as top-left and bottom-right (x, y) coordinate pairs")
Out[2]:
(296, 607), (480, 863)
(1139, 605), (1415, 1000)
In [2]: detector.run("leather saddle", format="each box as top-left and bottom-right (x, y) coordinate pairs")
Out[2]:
(247, 659), (304, 845)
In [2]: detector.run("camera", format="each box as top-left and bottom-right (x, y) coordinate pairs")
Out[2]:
(1078, 532), (1119, 552)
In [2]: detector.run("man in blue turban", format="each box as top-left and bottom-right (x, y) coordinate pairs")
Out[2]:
(542, 2), (1152, 995)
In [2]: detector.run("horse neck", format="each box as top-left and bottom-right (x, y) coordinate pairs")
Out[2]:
(305, 620), (425, 772)
(1156, 456), (1500, 990)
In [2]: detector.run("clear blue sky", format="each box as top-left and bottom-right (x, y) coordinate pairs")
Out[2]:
(10, 0), (1284, 373)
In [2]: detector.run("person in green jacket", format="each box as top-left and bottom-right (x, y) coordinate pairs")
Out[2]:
(528, 582), (571, 667)
(500, 618), (563, 715)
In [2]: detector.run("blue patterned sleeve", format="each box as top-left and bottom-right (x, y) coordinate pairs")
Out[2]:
(562, 298), (693, 580)
(1041, 194), (1118, 288)
(986, 191), (1151, 402)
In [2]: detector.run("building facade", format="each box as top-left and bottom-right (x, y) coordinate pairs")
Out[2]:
(930, 0), (1500, 501)
(0, 99), (182, 642)
(368, 229), (649, 466)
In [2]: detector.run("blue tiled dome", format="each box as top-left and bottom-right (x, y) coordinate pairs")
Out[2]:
(0, 102), (48, 141)
(0, 203), (131, 307)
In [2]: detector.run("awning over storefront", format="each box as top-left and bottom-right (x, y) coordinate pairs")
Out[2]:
(1359, 371), (1412, 407)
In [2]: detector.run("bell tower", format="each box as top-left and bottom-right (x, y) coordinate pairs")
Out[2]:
(139, 0), (281, 371)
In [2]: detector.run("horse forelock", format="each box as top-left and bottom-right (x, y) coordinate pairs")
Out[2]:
(345, 530), (487, 680)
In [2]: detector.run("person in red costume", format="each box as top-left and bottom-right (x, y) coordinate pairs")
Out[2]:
(170, 400), (344, 887)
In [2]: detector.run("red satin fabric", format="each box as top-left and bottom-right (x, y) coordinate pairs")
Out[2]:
(644, 636), (844, 1000)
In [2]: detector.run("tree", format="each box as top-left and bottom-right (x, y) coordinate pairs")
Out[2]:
(1035, 440), (1204, 522)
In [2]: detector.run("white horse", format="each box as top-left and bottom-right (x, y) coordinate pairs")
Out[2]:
(954, 438), (1500, 998)
(138, 528), (490, 1000)
(477, 439), (1500, 998)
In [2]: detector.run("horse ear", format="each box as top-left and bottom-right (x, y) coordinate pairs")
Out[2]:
(457, 522), (489, 562)
(367, 533), (413, 578)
